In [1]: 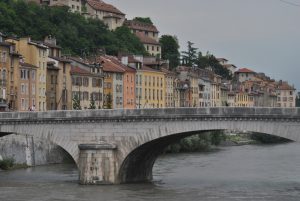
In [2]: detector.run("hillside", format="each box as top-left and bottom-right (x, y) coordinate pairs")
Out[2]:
(0, 0), (147, 56)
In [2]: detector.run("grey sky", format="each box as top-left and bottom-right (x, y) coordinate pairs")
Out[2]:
(106, 0), (300, 90)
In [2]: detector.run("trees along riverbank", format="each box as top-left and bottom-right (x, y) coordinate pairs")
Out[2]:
(165, 131), (292, 153)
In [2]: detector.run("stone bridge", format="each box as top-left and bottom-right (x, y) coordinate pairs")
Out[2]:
(0, 107), (300, 184)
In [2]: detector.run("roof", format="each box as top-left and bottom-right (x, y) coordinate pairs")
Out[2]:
(235, 68), (255, 73)
(107, 56), (136, 73)
(125, 20), (159, 33)
(71, 66), (92, 75)
(135, 32), (160, 45)
(86, 0), (125, 15)
(101, 56), (125, 73)
(49, 56), (71, 63)
(140, 65), (162, 73)
(277, 81), (295, 90)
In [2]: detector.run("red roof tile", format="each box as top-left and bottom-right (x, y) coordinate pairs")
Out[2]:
(101, 56), (125, 73)
(125, 20), (159, 33)
(236, 68), (255, 73)
(86, 0), (125, 15)
(71, 66), (91, 75)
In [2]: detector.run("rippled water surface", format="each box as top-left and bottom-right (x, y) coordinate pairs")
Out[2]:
(1, 143), (300, 201)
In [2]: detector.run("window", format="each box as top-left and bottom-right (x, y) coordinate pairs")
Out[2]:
(32, 85), (35, 95)
(31, 71), (35, 80)
(83, 77), (89, 87)
(21, 84), (25, 94)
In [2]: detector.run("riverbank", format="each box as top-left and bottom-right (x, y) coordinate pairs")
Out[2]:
(0, 158), (29, 171)
(165, 132), (291, 154)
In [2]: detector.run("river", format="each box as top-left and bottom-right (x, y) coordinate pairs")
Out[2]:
(1, 143), (300, 201)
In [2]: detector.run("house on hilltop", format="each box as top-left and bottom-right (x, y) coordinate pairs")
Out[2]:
(84, 0), (126, 30)
(124, 20), (161, 58)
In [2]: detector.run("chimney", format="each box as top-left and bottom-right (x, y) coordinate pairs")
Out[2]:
(44, 35), (57, 46)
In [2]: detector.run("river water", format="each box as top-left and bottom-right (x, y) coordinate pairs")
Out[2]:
(1, 143), (300, 201)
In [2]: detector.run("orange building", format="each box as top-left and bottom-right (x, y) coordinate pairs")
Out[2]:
(109, 57), (136, 109)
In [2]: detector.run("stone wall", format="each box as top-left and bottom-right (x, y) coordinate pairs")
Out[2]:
(0, 134), (71, 166)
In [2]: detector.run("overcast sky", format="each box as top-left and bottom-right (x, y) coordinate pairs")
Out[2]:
(106, 0), (300, 90)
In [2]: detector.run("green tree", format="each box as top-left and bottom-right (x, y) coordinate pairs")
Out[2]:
(106, 93), (112, 109)
(0, 1), (146, 56)
(72, 94), (81, 110)
(89, 94), (96, 109)
(113, 26), (147, 55)
(159, 35), (180, 69)
(181, 41), (198, 67)
(133, 17), (153, 25)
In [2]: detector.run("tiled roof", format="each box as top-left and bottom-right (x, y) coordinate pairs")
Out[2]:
(125, 20), (159, 33)
(235, 68), (255, 73)
(135, 32), (160, 45)
(101, 56), (125, 73)
(277, 82), (295, 90)
(140, 65), (161, 73)
(71, 66), (91, 75)
(86, 0), (125, 15)
(107, 56), (136, 73)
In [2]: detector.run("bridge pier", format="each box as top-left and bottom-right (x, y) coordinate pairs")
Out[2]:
(78, 143), (118, 185)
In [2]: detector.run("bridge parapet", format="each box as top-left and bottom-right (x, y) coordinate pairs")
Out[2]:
(0, 107), (299, 123)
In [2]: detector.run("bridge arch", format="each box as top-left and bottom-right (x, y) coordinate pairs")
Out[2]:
(0, 129), (79, 167)
(117, 114), (300, 184)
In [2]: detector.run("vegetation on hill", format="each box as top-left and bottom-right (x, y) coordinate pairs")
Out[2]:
(159, 35), (180, 69)
(0, 0), (147, 56)
(182, 41), (232, 79)
(133, 17), (153, 25)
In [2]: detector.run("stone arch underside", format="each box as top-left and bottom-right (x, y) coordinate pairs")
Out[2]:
(0, 125), (80, 166)
(118, 119), (300, 183)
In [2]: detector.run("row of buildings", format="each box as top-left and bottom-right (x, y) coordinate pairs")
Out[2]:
(26, 0), (162, 58)
(0, 31), (297, 112)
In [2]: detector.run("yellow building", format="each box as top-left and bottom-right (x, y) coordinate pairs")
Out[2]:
(234, 92), (254, 107)
(161, 68), (176, 108)
(136, 66), (165, 108)
(8, 37), (48, 111)
(0, 34), (21, 111)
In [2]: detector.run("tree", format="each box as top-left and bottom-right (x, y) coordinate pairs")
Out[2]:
(181, 41), (198, 67)
(195, 51), (209, 69)
(159, 35), (180, 69)
(89, 94), (96, 109)
(72, 94), (81, 110)
(0, 1), (146, 56)
(113, 26), (147, 55)
(106, 93), (112, 109)
(133, 17), (153, 25)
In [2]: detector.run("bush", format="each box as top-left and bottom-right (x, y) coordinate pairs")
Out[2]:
(0, 158), (15, 170)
